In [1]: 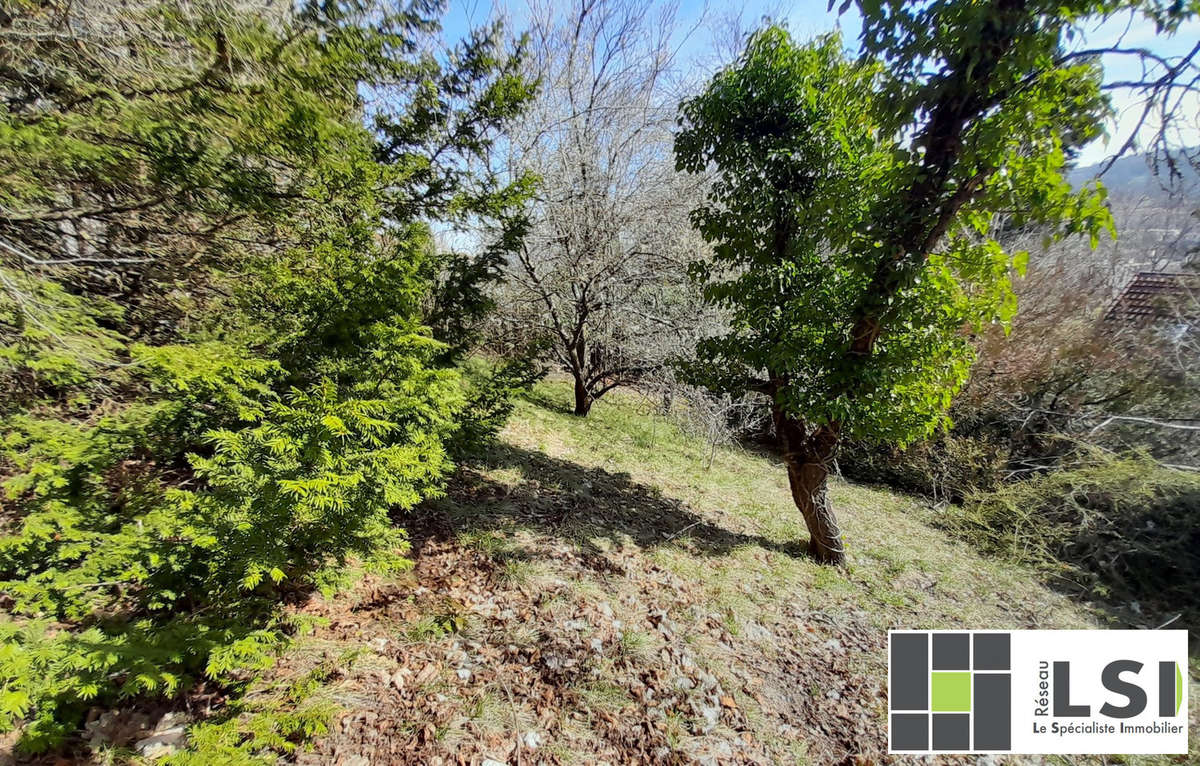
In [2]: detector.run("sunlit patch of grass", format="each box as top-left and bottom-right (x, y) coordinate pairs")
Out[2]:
(567, 573), (609, 601)
(472, 689), (524, 738)
(500, 558), (537, 587)
(482, 464), (526, 487)
(616, 628), (654, 662)
(438, 687), (533, 752)
(662, 711), (688, 749)
(505, 382), (1106, 634)
(576, 680), (631, 714)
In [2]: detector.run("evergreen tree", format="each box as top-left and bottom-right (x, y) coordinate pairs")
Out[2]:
(0, 0), (533, 747)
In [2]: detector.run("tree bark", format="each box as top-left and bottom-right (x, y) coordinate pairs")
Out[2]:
(774, 405), (845, 565)
(845, 0), (1027, 364)
(572, 373), (593, 416)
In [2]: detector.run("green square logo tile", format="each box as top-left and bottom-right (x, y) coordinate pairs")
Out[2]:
(931, 672), (971, 712)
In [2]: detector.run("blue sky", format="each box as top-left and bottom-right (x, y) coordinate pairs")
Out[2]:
(440, 0), (1198, 167)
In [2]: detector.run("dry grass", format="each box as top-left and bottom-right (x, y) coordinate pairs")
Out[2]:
(193, 379), (1196, 765)
(485, 381), (1196, 764)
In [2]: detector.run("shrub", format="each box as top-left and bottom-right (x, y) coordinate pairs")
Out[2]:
(0, 343), (462, 746)
(838, 433), (1009, 502)
(449, 356), (547, 456)
(0, 0), (533, 749)
(0, 271), (126, 408)
(946, 451), (1200, 620)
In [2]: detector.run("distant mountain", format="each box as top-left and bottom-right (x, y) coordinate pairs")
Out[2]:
(1068, 152), (1199, 200)
(1052, 152), (1199, 286)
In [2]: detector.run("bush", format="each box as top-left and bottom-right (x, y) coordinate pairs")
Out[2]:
(0, 342), (462, 746)
(0, 0), (533, 750)
(838, 433), (1009, 502)
(449, 356), (547, 456)
(946, 451), (1200, 620)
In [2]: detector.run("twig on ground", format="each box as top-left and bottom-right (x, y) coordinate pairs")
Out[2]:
(498, 675), (522, 766)
(663, 521), (700, 542)
(1151, 613), (1181, 630)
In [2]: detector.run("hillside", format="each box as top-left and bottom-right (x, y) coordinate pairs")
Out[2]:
(123, 380), (1190, 766)
(1069, 152), (1200, 199)
(5, 3), (1199, 763)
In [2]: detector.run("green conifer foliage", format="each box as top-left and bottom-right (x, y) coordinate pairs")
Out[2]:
(0, 0), (534, 748)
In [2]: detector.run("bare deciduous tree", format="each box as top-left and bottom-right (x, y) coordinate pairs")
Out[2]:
(493, 0), (712, 415)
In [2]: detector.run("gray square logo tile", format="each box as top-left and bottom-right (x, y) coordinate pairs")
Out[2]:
(891, 713), (928, 750)
(933, 713), (970, 750)
(973, 633), (1010, 671)
(932, 633), (969, 670)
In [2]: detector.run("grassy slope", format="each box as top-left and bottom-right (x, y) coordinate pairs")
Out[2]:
(511, 382), (1096, 632)
(223, 380), (1196, 765)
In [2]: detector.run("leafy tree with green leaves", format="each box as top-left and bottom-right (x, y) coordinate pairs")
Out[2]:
(673, 0), (1167, 563)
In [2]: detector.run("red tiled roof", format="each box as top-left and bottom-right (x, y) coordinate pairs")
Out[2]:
(1105, 271), (1200, 322)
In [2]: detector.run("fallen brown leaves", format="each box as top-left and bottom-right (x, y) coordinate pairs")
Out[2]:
(280, 497), (920, 765)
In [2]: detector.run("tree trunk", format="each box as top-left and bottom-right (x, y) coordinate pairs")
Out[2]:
(783, 450), (844, 565)
(572, 373), (593, 416)
(774, 406), (845, 565)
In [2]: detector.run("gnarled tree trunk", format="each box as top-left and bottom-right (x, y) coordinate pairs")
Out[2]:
(773, 404), (845, 565)
(572, 373), (593, 416)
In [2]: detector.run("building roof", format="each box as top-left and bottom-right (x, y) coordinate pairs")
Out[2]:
(1105, 271), (1200, 322)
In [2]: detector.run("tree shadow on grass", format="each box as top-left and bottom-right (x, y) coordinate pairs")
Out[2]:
(521, 388), (576, 416)
(406, 441), (809, 562)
